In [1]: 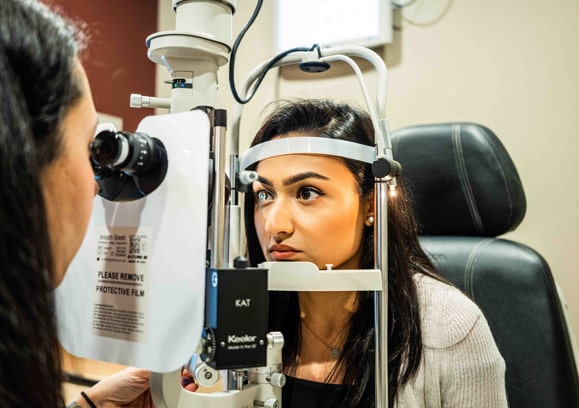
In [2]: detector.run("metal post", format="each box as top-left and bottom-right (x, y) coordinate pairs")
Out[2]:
(374, 180), (389, 407)
(210, 110), (228, 268)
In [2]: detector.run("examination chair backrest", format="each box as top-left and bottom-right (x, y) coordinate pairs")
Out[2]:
(390, 122), (579, 408)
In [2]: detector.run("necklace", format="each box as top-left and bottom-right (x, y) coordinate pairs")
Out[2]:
(301, 318), (343, 359)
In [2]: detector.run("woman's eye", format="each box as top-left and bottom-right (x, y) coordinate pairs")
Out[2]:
(298, 187), (322, 201)
(255, 190), (273, 203)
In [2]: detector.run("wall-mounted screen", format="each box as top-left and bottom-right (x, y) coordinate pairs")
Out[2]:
(274, 0), (393, 53)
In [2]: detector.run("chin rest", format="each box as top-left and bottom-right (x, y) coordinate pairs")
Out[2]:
(391, 122), (579, 408)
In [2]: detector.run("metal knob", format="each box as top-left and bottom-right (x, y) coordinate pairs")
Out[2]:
(269, 372), (286, 388)
(254, 399), (279, 408)
(194, 363), (219, 387)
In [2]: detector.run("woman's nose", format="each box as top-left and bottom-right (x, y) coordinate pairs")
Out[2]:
(264, 199), (294, 238)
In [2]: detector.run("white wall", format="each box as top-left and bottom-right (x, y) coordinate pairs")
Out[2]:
(156, 0), (579, 339)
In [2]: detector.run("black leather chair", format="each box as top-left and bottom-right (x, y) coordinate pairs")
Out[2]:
(391, 122), (579, 408)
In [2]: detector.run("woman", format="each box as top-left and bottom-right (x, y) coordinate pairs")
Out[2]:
(0, 0), (152, 406)
(243, 99), (508, 407)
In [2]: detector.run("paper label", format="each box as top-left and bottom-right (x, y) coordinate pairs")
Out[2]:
(91, 226), (152, 342)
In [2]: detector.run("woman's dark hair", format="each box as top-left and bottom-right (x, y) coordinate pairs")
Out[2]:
(0, 0), (83, 406)
(243, 99), (441, 407)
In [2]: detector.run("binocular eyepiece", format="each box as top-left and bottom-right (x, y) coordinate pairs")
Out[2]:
(90, 130), (168, 201)
(91, 130), (162, 176)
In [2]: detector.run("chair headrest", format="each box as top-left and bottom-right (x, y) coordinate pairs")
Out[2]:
(391, 123), (526, 237)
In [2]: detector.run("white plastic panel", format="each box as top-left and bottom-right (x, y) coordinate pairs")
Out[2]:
(55, 110), (210, 372)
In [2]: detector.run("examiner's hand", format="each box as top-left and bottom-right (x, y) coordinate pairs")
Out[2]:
(80, 367), (155, 408)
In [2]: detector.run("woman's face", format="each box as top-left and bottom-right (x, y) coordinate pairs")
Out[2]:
(42, 60), (98, 287)
(253, 152), (373, 270)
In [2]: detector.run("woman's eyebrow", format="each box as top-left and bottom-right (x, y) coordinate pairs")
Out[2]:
(256, 176), (273, 187)
(256, 172), (330, 188)
(282, 171), (329, 186)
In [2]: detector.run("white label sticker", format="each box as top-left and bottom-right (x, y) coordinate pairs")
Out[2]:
(91, 226), (152, 342)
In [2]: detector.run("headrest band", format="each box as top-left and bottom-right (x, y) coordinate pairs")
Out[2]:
(239, 137), (376, 170)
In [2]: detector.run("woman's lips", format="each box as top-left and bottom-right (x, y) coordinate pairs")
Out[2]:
(269, 244), (299, 261)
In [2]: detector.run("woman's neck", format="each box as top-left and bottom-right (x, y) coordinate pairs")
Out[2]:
(291, 291), (357, 383)
(298, 291), (357, 330)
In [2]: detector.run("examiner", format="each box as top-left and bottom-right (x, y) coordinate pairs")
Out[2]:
(0, 1), (153, 406)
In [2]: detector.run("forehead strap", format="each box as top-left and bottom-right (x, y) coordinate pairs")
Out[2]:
(239, 137), (376, 170)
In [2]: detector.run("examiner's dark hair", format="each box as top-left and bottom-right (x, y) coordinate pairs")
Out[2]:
(0, 0), (84, 406)
(243, 99), (442, 407)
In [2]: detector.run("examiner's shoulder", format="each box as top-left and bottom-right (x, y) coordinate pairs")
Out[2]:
(414, 273), (485, 349)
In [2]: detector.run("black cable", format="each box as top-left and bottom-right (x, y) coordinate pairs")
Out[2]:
(228, 0), (321, 104)
(391, 0), (419, 9)
(229, 0), (263, 104)
(245, 44), (323, 100)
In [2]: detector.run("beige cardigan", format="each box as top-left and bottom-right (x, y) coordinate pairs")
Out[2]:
(397, 274), (509, 407)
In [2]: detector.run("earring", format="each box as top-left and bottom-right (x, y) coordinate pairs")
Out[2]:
(366, 216), (374, 226)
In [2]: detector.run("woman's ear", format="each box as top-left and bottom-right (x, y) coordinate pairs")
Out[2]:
(363, 193), (375, 227)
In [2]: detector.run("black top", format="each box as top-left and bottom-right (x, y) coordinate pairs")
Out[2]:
(282, 376), (352, 408)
